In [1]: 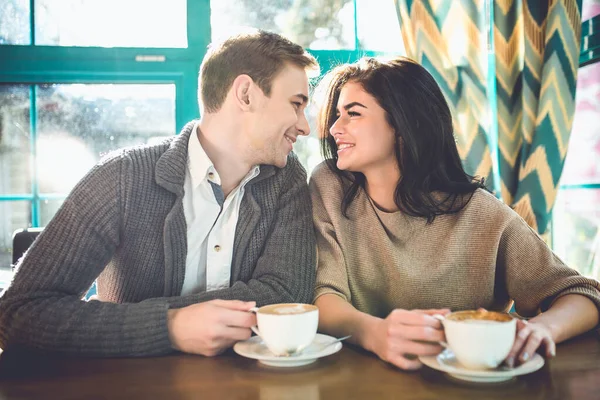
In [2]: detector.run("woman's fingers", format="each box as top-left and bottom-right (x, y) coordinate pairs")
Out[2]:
(388, 324), (445, 343)
(387, 353), (423, 371)
(505, 319), (529, 367)
(518, 329), (544, 363)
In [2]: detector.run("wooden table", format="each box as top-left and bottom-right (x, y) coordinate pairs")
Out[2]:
(0, 332), (598, 400)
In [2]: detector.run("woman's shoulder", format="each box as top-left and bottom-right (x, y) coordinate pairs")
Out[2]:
(462, 188), (522, 223)
(309, 161), (352, 209)
(309, 161), (346, 192)
(310, 161), (337, 182)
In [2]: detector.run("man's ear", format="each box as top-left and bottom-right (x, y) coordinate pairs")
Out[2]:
(231, 74), (254, 111)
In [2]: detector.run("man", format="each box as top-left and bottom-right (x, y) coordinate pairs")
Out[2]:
(0, 30), (318, 357)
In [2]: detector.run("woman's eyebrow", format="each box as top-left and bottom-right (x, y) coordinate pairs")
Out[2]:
(343, 101), (367, 110)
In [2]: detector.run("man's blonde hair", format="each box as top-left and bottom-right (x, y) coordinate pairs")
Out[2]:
(199, 29), (319, 113)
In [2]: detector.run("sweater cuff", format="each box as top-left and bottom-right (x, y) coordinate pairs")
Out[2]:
(313, 289), (348, 304)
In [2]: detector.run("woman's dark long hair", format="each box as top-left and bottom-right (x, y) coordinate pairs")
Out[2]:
(317, 57), (487, 223)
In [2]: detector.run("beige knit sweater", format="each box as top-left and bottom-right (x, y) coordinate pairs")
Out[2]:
(310, 163), (600, 319)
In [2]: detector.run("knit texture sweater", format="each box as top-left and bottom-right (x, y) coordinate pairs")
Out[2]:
(0, 121), (316, 357)
(310, 162), (600, 319)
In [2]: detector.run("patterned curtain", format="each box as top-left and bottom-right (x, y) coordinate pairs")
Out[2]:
(394, 0), (583, 234)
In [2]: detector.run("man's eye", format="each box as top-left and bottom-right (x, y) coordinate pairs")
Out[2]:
(292, 102), (302, 109)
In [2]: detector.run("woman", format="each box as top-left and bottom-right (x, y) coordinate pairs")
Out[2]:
(310, 57), (600, 371)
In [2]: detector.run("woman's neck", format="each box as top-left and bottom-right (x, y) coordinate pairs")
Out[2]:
(364, 164), (401, 212)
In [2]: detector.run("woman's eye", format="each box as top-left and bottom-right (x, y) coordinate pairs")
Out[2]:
(348, 111), (360, 117)
(292, 102), (302, 109)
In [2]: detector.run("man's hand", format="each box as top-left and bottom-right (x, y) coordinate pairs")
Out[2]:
(368, 308), (449, 370)
(167, 299), (257, 356)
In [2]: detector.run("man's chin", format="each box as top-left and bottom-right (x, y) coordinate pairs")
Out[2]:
(274, 156), (288, 169)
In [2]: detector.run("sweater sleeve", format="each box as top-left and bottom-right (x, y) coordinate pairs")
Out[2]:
(309, 165), (352, 304)
(0, 153), (173, 357)
(167, 155), (316, 308)
(498, 214), (600, 318)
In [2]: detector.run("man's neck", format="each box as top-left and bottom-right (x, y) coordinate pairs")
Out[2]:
(197, 117), (254, 198)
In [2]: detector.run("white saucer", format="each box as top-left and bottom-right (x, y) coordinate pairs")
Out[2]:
(420, 349), (545, 383)
(233, 333), (343, 367)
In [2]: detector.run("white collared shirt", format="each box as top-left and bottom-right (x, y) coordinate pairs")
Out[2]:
(180, 124), (260, 295)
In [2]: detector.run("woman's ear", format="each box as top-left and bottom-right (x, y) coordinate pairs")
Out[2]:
(231, 74), (254, 111)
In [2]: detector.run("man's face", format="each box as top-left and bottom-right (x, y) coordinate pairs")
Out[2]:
(245, 63), (311, 168)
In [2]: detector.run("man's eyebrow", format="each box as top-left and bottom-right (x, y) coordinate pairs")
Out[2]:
(293, 94), (309, 104)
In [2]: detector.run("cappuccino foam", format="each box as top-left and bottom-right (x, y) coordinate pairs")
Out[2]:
(272, 304), (311, 315)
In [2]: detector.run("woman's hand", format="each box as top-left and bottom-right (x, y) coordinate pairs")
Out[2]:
(505, 319), (555, 367)
(367, 308), (450, 370)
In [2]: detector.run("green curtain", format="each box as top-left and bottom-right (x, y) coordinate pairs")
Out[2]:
(394, 0), (583, 234)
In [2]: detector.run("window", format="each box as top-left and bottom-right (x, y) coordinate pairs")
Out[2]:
(210, 0), (355, 50)
(0, 0), (30, 45)
(552, 0), (600, 279)
(0, 0), (206, 270)
(35, 0), (187, 48)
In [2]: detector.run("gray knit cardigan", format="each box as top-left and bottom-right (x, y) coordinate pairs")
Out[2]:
(0, 121), (316, 357)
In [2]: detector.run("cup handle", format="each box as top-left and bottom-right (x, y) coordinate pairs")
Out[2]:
(432, 314), (449, 348)
(249, 307), (261, 338)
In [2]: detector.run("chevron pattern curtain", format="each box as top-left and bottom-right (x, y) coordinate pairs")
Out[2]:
(394, 0), (583, 234)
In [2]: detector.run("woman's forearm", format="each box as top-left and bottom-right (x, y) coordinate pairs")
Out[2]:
(529, 294), (599, 343)
(315, 294), (381, 351)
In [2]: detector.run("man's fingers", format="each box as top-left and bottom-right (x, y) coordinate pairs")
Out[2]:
(220, 326), (253, 342)
(217, 308), (257, 328)
(210, 299), (256, 311)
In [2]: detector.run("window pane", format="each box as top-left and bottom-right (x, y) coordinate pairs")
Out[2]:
(560, 62), (600, 185)
(356, 0), (404, 53)
(0, 0), (30, 45)
(552, 189), (600, 280)
(0, 84), (31, 194)
(582, 0), (600, 20)
(0, 201), (30, 270)
(294, 100), (322, 176)
(35, 0), (187, 48)
(36, 83), (176, 194)
(39, 198), (65, 227)
(210, 0), (355, 50)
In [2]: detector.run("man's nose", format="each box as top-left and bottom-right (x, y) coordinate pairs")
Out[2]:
(297, 112), (310, 136)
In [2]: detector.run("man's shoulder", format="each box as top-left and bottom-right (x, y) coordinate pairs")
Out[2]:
(97, 136), (176, 168)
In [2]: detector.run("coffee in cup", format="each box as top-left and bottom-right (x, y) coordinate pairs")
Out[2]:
(250, 303), (318, 357)
(437, 310), (516, 370)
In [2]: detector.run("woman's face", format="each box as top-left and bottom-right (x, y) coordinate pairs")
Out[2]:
(329, 81), (398, 175)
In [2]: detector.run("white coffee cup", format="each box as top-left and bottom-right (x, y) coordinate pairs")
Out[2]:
(250, 303), (319, 357)
(436, 310), (517, 370)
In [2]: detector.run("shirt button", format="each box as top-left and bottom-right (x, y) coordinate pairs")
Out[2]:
(214, 245), (221, 252)
(208, 172), (214, 179)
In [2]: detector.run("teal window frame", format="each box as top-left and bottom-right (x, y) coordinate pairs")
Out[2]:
(550, 14), (600, 246)
(0, 0), (209, 227)
(0, 0), (389, 230)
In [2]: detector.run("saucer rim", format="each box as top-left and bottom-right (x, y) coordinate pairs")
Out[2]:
(233, 333), (343, 364)
(419, 349), (544, 381)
